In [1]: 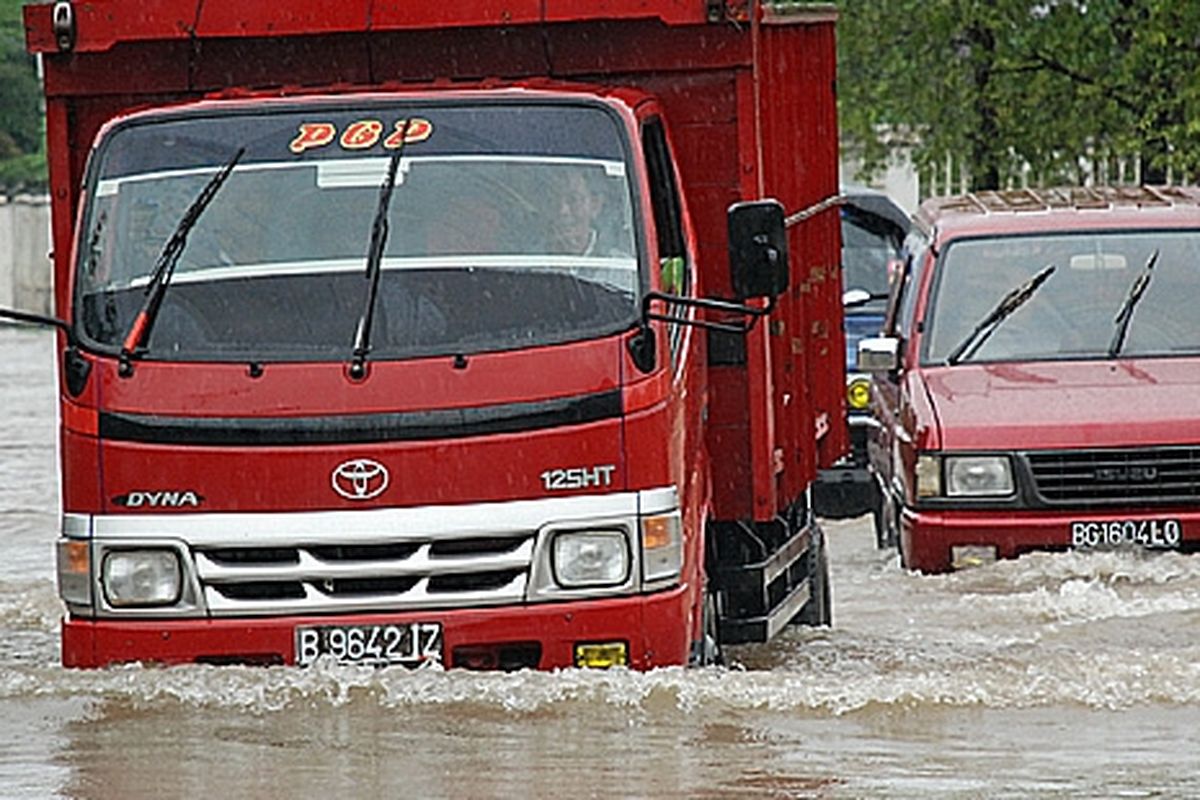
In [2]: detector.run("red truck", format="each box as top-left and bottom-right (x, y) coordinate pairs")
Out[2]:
(4, 0), (846, 669)
(862, 186), (1200, 573)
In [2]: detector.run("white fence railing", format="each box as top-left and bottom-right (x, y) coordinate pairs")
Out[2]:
(919, 153), (1169, 202)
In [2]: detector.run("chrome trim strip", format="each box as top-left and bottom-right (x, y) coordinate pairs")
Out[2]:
(71, 491), (644, 546)
(63, 514), (90, 537)
(637, 486), (679, 516)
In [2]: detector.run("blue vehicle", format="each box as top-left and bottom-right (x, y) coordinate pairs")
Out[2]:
(814, 188), (909, 519)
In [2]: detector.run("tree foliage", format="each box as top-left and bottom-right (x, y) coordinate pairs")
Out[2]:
(0, 0), (45, 191)
(837, 0), (1200, 191)
(3, 1), (1198, 194)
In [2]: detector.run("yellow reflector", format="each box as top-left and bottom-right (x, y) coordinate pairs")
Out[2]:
(847, 378), (871, 410)
(574, 642), (628, 669)
(64, 540), (89, 574)
(641, 515), (673, 550)
(952, 545), (998, 570)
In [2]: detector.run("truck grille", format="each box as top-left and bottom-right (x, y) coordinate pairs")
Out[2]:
(194, 534), (534, 616)
(1026, 447), (1200, 505)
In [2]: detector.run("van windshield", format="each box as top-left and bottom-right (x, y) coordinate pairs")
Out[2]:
(76, 102), (640, 361)
(922, 230), (1200, 364)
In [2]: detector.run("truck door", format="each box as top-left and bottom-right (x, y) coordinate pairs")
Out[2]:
(640, 116), (693, 370)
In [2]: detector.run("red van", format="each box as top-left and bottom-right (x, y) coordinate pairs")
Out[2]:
(861, 187), (1200, 573)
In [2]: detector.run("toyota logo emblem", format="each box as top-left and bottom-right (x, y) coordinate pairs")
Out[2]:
(331, 458), (390, 500)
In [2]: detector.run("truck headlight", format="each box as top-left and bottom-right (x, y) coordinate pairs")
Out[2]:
(102, 549), (182, 607)
(552, 530), (630, 588)
(641, 512), (682, 583)
(945, 455), (1014, 497)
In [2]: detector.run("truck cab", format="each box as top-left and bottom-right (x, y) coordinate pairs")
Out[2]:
(10, 1), (845, 668)
(62, 88), (717, 668)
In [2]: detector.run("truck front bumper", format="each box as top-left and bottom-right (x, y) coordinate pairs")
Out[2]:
(61, 585), (692, 670)
(901, 506), (1200, 573)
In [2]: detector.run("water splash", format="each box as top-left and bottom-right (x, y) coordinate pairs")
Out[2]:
(2, 636), (1198, 719)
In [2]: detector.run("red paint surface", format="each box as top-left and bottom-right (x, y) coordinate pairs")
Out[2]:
(28, 2), (841, 667)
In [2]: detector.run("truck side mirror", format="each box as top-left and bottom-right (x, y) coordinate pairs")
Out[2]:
(727, 199), (788, 300)
(857, 335), (900, 373)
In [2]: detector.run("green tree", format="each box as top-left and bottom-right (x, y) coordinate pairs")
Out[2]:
(0, 0), (45, 191)
(837, 0), (1200, 191)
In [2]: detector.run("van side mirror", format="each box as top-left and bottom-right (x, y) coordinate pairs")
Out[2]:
(857, 336), (900, 373)
(843, 288), (872, 308)
(728, 199), (788, 300)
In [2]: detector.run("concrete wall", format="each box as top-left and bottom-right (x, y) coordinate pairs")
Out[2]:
(0, 195), (53, 316)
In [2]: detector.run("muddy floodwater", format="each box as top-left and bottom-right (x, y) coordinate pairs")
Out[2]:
(3, 326), (1200, 799)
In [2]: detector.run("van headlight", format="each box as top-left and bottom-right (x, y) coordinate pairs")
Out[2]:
(919, 454), (1015, 498)
(102, 549), (182, 607)
(552, 530), (630, 588)
(945, 455), (1014, 496)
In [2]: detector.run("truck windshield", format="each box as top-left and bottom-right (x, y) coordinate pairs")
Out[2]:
(922, 230), (1200, 364)
(76, 103), (640, 361)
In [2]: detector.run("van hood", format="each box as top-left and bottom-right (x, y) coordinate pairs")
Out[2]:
(921, 358), (1200, 450)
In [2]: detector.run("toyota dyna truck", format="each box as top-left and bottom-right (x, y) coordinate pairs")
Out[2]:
(5, 0), (846, 669)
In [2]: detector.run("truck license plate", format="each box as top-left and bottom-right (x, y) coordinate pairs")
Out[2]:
(1070, 519), (1182, 550)
(295, 622), (442, 667)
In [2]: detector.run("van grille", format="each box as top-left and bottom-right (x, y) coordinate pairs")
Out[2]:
(194, 533), (535, 616)
(1026, 447), (1200, 505)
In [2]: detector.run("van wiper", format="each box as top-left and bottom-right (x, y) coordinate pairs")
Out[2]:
(348, 130), (411, 380)
(119, 148), (244, 375)
(945, 264), (1056, 365)
(1108, 249), (1159, 357)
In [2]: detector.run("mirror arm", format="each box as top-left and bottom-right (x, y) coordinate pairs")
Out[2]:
(641, 291), (775, 333)
(628, 291), (779, 374)
(783, 193), (845, 228)
(0, 307), (92, 396)
(0, 307), (76, 347)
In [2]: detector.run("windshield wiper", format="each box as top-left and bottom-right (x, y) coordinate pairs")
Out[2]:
(349, 130), (411, 380)
(945, 264), (1056, 366)
(118, 148), (245, 375)
(1108, 249), (1159, 357)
